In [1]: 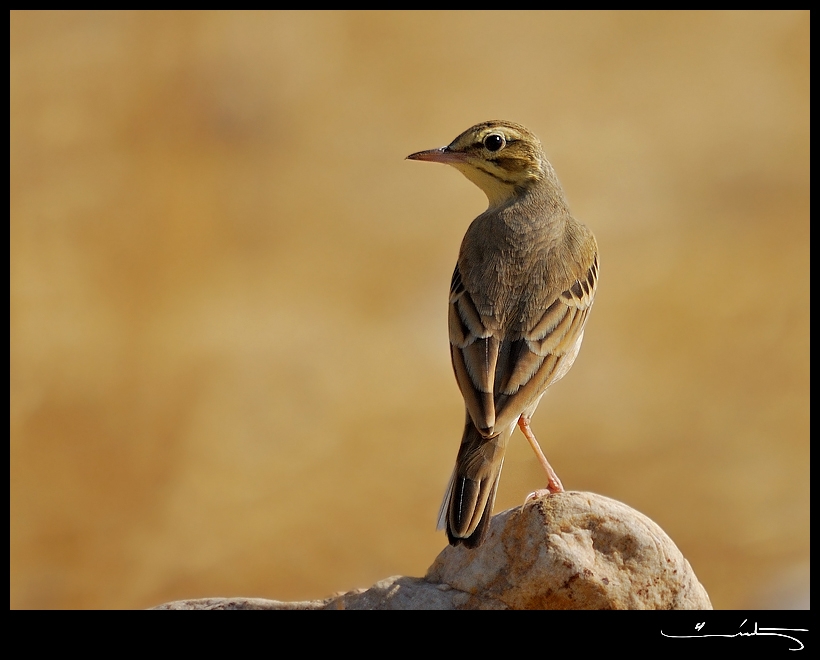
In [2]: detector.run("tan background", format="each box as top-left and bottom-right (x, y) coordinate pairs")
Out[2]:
(10, 11), (809, 610)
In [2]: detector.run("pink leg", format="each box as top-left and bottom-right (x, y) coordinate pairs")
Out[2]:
(518, 415), (564, 494)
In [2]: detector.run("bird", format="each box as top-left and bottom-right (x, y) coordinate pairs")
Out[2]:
(407, 121), (598, 548)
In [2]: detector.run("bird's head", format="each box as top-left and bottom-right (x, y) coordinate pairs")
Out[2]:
(407, 120), (549, 208)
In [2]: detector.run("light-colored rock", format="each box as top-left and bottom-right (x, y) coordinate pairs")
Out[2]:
(427, 491), (711, 609)
(152, 491), (712, 610)
(153, 596), (329, 610)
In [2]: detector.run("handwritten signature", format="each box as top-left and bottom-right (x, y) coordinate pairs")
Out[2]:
(662, 620), (807, 651)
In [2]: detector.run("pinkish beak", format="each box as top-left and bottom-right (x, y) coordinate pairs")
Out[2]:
(406, 147), (467, 165)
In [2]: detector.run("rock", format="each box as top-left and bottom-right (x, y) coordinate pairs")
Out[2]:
(153, 596), (329, 610)
(426, 491), (711, 609)
(151, 491), (712, 610)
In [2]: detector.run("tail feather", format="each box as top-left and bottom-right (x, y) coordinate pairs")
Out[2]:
(439, 419), (511, 548)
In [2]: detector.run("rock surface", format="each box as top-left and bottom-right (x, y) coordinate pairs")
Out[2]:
(153, 491), (712, 610)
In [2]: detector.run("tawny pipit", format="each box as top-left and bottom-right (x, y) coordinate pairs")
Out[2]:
(408, 121), (599, 548)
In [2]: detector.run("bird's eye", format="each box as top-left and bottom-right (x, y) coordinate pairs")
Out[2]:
(483, 133), (505, 152)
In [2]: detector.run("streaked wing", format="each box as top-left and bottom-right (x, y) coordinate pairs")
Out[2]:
(449, 267), (498, 432)
(449, 252), (599, 436)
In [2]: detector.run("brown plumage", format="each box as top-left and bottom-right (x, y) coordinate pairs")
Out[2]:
(408, 121), (598, 548)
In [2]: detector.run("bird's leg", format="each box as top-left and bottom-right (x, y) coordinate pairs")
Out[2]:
(517, 415), (564, 494)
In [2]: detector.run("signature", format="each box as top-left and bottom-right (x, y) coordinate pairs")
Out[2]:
(662, 620), (807, 651)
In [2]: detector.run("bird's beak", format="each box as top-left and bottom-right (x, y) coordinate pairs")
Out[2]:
(406, 147), (466, 165)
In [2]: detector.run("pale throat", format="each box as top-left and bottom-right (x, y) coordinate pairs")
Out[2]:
(452, 164), (525, 210)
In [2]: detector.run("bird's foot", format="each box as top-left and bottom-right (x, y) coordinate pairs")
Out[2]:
(546, 473), (564, 494)
(524, 484), (563, 503)
(525, 488), (550, 503)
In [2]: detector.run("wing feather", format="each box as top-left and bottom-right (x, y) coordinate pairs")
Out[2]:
(449, 253), (598, 438)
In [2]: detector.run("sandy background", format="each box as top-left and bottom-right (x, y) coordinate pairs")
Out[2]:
(10, 11), (809, 609)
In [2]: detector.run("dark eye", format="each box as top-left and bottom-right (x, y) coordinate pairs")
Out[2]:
(483, 133), (505, 152)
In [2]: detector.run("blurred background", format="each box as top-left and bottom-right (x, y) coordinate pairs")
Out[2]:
(10, 11), (809, 609)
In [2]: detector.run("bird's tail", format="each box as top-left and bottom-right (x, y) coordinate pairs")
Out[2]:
(437, 419), (511, 548)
